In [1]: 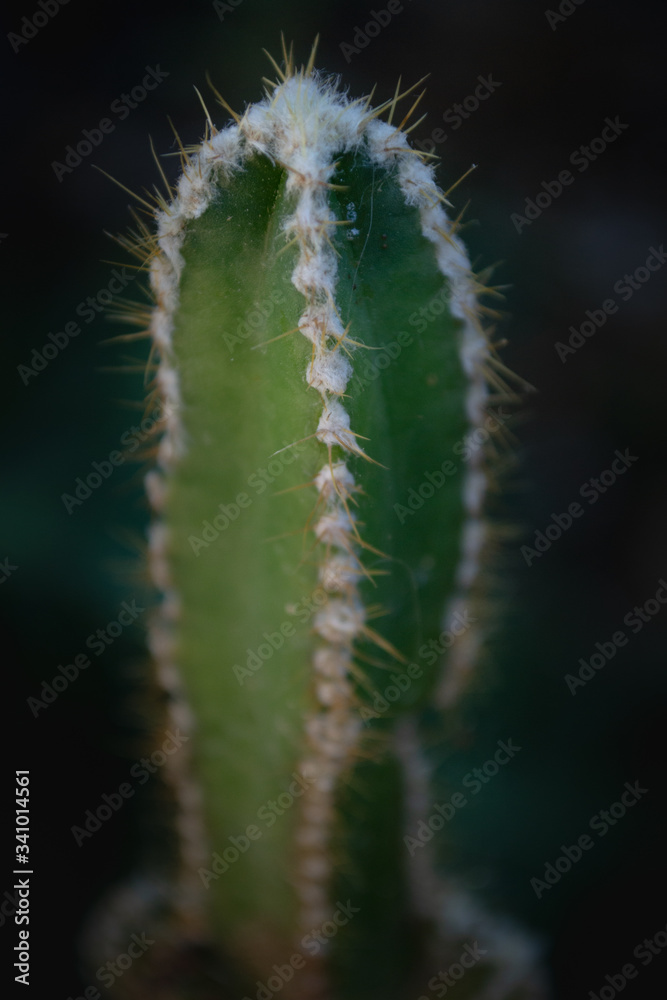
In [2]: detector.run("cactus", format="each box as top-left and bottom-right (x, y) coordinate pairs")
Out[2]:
(112, 39), (546, 1000)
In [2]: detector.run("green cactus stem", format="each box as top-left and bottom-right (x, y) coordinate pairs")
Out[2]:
(116, 38), (543, 1000)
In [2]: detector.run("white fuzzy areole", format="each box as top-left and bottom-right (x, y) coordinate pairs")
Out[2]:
(144, 65), (496, 973)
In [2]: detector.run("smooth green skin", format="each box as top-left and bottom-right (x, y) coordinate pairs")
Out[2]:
(164, 148), (469, 993)
(167, 157), (321, 950)
(331, 153), (468, 696)
(328, 155), (469, 997)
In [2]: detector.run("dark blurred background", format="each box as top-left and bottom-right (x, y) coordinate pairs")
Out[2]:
(2, 0), (666, 997)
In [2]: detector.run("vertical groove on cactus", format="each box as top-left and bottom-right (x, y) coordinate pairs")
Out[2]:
(110, 38), (543, 1000)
